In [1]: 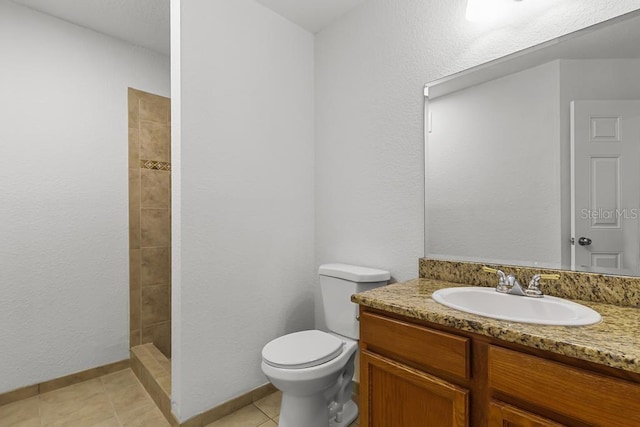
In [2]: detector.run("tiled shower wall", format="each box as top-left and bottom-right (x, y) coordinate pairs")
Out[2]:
(128, 88), (172, 357)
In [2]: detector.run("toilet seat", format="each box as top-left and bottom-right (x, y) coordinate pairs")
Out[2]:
(262, 330), (344, 369)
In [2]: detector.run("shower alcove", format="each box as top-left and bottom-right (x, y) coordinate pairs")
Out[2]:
(128, 88), (172, 411)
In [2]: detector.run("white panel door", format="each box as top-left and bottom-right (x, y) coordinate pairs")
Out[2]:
(571, 100), (640, 273)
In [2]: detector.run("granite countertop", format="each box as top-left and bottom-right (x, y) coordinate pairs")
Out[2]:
(352, 278), (640, 374)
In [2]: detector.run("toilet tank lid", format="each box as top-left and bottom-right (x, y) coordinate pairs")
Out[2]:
(318, 263), (390, 283)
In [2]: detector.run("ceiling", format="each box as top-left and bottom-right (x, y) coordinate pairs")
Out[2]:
(11, 0), (171, 55)
(10, 0), (366, 56)
(255, 0), (366, 33)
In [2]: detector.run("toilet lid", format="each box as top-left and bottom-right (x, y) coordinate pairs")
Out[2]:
(262, 330), (344, 369)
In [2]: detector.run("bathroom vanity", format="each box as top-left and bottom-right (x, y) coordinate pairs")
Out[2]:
(382, 9), (640, 426)
(353, 261), (640, 427)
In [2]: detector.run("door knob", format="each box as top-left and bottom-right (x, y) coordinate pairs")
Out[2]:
(578, 237), (592, 246)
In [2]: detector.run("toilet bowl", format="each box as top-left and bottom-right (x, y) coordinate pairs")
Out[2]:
(261, 264), (390, 427)
(262, 330), (358, 427)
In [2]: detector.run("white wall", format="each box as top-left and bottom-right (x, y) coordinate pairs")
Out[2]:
(427, 62), (562, 267)
(175, 0), (315, 420)
(0, 0), (169, 394)
(315, 0), (640, 306)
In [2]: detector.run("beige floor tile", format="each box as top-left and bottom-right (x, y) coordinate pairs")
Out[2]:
(39, 378), (103, 405)
(261, 412), (356, 426)
(41, 393), (114, 426)
(0, 396), (40, 427)
(120, 404), (170, 427)
(115, 400), (155, 423)
(89, 417), (121, 427)
(0, 419), (40, 427)
(257, 421), (277, 427)
(205, 404), (269, 427)
(39, 379), (114, 426)
(101, 369), (140, 394)
(123, 413), (170, 427)
(1, 367), (174, 427)
(253, 391), (281, 419)
(109, 382), (155, 415)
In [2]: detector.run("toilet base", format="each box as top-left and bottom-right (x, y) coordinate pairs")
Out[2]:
(330, 400), (358, 427)
(278, 393), (358, 427)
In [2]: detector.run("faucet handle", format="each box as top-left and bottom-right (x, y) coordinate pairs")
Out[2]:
(483, 266), (509, 293)
(526, 273), (559, 298)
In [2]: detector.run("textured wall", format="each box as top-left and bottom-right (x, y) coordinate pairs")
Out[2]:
(0, 0), (169, 394)
(175, 0), (315, 421)
(314, 0), (640, 325)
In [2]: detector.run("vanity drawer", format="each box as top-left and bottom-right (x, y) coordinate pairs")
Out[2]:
(360, 311), (470, 380)
(488, 345), (640, 426)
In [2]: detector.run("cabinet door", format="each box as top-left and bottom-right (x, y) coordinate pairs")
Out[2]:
(360, 350), (468, 427)
(489, 401), (565, 427)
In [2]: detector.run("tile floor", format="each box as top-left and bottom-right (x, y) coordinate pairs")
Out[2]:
(205, 391), (360, 427)
(0, 369), (360, 427)
(0, 369), (168, 427)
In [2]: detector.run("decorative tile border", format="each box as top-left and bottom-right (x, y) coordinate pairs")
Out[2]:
(419, 258), (640, 308)
(141, 159), (171, 171)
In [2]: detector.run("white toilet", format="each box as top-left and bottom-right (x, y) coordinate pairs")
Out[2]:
(261, 263), (390, 427)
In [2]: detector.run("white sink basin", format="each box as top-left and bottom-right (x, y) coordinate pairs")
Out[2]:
(432, 287), (601, 326)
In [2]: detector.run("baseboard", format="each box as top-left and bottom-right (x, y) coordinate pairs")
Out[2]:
(0, 359), (130, 407)
(180, 382), (277, 427)
(131, 343), (277, 427)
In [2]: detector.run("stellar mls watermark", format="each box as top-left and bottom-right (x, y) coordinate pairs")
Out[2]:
(580, 208), (639, 220)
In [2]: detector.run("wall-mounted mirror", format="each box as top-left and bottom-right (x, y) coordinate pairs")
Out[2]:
(425, 9), (640, 277)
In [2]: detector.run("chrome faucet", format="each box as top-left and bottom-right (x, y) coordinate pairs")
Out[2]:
(524, 273), (560, 298)
(504, 273), (527, 296)
(482, 267), (559, 298)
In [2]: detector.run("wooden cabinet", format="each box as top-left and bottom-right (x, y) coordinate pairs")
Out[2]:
(488, 401), (565, 427)
(359, 310), (471, 426)
(360, 311), (470, 380)
(360, 350), (468, 427)
(359, 307), (640, 427)
(488, 346), (640, 426)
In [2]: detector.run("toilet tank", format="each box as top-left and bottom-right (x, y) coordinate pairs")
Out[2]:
(319, 263), (390, 340)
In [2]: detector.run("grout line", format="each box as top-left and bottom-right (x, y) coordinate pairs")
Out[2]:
(38, 394), (43, 427)
(99, 375), (124, 427)
(141, 320), (171, 330)
(253, 402), (272, 420)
